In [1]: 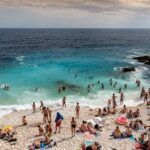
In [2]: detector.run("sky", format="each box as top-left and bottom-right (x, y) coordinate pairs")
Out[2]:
(0, 0), (150, 28)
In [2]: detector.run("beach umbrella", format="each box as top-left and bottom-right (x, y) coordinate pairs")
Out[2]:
(3, 125), (13, 132)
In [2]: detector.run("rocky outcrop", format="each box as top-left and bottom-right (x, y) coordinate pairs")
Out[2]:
(122, 67), (136, 72)
(133, 56), (150, 65)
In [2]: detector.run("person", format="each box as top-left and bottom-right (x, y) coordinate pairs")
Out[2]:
(95, 108), (101, 117)
(109, 78), (113, 86)
(71, 117), (77, 136)
(58, 87), (61, 94)
(101, 83), (104, 89)
(37, 125), (44, 136)
(22, 116), (27, 125)
(123, 126), (132, 137)
(107, 99), (111, 107)
(40, 101), (44, 111)
(136, 79), (140, 87)
(62, 96), (66, 108)
(97, 80), (100, 84)
(79, 121), (88, 132)
(43, 107), (49, 123)
(75, 102), (80, 118)
(144, 92), (148, 103)
(87, 123), (97, 135)
(54, 112), (63, 133)
(112, 126), (122, 138)
(113, 81), (117, 88)
(124, 83), (127, 89)
(101, 107), (107, 116)
(148, 88), (150, 97)
(32, 102), (36, 113)
(120, 105), (127, 114)
(118, 87), (122, 93)
(140, 87), (145, 98)
(127, 110), (133, 118)
(47, 107), (52, 122)
(85, 142), (101, 150)
(45, 122), (52, 137)
(112, 93), (117, 107)
(133, 109), (140, 118)
(111, 106), (116, 114)
(120, 92), (124, 105)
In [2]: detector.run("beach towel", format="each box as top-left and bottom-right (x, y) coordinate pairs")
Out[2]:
(55, 112), (64, 122)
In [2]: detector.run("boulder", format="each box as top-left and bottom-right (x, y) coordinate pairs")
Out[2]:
(122, 67), (136, 72)
(133, 55), (150, 65)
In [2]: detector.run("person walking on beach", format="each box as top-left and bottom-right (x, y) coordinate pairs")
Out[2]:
(107, 99), (111, 107)
(144, 92), (148, 103)
(62, 96), (66, 108)
(42, 107), (49, 123)
(32, 102), (36, 113)
(140, 87), (145, 98)
(40, 101), (44, 111)
(47, 107), (52, 122)
(120, 92), (124, 105)
(71, 117), (77, 136)
(54, 112), (63, 133)
(75, 102), (80, 118)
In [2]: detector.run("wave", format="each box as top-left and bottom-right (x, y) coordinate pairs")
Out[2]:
(16, 56), (26, 61)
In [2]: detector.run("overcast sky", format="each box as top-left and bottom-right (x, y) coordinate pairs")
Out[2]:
(0, 0), (150, 28)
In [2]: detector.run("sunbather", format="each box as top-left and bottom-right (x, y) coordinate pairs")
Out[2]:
(22, 116), (27, 126)
(120, 105), (127, 114)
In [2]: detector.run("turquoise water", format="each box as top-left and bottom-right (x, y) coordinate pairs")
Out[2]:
(0, 29), (150, 107)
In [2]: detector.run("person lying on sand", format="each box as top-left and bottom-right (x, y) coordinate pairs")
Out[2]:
(22, 116), (28, 126)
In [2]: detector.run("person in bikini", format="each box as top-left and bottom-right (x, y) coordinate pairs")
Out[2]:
(43, 107), (49, 123)
(75, 102), (80, 118)
(71, 117), (77, 136)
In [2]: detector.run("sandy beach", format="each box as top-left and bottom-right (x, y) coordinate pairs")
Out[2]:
(0, 101), (149, 150)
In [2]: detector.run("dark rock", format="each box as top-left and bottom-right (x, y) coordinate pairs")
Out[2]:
(122, 67), (136, 72)
(133, 55), (150, 65)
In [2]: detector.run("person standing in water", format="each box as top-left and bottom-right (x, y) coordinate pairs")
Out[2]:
(32, 102), (36, 113)
(75, 102), (80, 118)
(120, 92), (125, 105)
(109, 78), (113, 86)
(62, 96), (66, 108)
(118, 87), (122, 93)
(40, 101), (44, 111)
(101, 83), (104, 89)
(71, 117), (77, 136)
(124, 84), (127, 89)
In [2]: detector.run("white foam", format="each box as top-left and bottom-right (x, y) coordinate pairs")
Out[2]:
(16, 56), (25, 61)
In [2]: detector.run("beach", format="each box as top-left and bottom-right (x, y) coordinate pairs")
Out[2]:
(0, 101), (149, 150)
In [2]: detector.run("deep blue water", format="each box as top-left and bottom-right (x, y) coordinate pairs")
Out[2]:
(0, 29), (150, 105)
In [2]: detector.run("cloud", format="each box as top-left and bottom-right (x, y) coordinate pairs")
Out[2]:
(0, 0), (150, 15)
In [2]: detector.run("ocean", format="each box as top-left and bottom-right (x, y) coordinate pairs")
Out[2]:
(0, 29), (150, 116)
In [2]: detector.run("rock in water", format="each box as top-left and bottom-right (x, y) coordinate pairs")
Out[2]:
(133, 55), (150, 65)
(122, 67), (136, 72)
